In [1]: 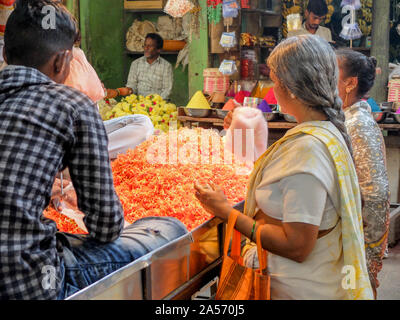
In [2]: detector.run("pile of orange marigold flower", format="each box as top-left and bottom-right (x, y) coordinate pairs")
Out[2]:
(44, 128), (250, 232)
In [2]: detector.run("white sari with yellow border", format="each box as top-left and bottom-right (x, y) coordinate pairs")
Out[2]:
(243, 121), (373, 300)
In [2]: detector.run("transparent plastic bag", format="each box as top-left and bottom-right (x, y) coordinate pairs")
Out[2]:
(287, 13), (302, 32)
(220, 31), (237, 48)
(219, 59), (238, 75)
(225, 107), (268, 165)
(222, 0), (239, 18)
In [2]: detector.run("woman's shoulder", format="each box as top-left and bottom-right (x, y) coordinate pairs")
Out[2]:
(281, 132), (331, 157)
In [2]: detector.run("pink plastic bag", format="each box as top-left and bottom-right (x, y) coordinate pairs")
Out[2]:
(225, 107), (268, 165)
(64, 47), (105, 103)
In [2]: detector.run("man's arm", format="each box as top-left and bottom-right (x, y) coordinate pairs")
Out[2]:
(160, 62), (173, 100)
(68, 101), (124, 242)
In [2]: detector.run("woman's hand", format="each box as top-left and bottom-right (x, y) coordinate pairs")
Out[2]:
(194, 182), (232, 221)
(223, 110), (234, 130)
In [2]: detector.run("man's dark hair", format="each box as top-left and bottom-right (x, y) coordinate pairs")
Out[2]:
(145, 33), (164, 50)
(4, 0), (78, 68)
(307, 0), (328, 16)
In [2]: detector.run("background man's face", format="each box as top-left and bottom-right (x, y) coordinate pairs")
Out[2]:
(305, 10), (326, 31)
(144, 38), (160, 59)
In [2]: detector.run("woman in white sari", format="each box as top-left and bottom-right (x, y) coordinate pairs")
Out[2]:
(195, 35), (373, 300)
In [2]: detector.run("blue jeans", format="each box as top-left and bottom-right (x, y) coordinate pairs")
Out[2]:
(56, 217), (188, 299)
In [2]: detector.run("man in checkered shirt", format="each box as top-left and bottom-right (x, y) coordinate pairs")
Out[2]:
(126, 33), (173, 100)
(0, 0), (187, 300)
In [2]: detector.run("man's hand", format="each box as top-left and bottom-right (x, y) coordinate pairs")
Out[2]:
(105, 87), (133, 99)
(117, 87), (133, 96)
(105, 89), (118, 99)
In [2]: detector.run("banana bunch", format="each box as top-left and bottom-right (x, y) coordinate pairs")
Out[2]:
(358, 0), (373, 36)
(325, 4), (334, 24)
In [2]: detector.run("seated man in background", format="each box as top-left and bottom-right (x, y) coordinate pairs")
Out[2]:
(107, 33), (173, 101)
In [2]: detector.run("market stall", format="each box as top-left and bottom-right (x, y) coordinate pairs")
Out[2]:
(43, 0), (400, 299)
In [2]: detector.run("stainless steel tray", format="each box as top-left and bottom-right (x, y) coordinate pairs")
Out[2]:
(67, 217), (223, 300)
(67, 201), (245, 300)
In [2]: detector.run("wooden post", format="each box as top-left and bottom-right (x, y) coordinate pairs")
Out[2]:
(370, 0), (390, 103)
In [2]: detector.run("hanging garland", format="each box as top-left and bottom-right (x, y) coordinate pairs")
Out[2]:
(207, 0), (222, 24)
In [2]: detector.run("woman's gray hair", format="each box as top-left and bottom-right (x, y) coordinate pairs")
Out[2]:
(267, 35), (353, 155)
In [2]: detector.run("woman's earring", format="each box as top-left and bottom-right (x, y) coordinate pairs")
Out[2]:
(346, 86), (355, 94)
(290, 93), (295, 99)
(344, 93), (349, 107)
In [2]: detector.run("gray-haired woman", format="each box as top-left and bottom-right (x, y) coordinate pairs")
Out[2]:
(194, 35), (373, 299)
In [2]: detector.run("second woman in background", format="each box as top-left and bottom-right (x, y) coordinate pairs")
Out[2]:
(336, 48), (390, 298)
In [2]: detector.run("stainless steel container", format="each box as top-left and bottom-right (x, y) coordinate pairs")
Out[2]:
(263, 111), (279, 121)
(67, 218), (223, 300)
(67, 202), (245, 300)
(392, 112), (400, 124)
(184, 108), (212, 118)
(215, 109), (229, 119)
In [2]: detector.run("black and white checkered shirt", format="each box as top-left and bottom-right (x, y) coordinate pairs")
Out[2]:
(0, 66), (124, 299)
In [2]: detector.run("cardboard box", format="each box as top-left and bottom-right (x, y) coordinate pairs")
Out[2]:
(203, 69), (230, 94)
(124, 0), (164, 10)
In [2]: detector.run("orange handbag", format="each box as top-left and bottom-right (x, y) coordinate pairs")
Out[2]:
(216, 209), (270, 300)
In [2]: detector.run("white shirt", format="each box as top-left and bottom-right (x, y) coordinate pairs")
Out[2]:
(126, 55), (173, 100)
(287, 22), (333, 43)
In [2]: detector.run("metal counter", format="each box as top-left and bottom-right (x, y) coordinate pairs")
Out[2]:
(66, 216), (226, 300)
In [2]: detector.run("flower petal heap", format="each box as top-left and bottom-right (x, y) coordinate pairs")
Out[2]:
(112, 128), (250, 231)
(43, 128), (250, 232)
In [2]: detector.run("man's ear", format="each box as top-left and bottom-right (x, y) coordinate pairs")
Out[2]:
(54, 50), (71, 73)
(304, 9), (309, 19)
(53, 50), (72, 83)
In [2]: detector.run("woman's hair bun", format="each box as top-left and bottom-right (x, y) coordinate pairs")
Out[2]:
(369, 56), (377, 68)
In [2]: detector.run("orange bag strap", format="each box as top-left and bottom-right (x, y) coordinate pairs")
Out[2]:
(223, 209), (240, 257)
(256, 225), (267, 273)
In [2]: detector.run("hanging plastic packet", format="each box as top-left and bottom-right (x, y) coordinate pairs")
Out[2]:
(286, 13), (302, 32)
(340, 0), (361, 10)
(164, 0), (194, 18)
(219, 59), (238, 75)
(222, 0), (239, 18)
(339, 5), (362, 40)
(220, 31), (237, 48)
